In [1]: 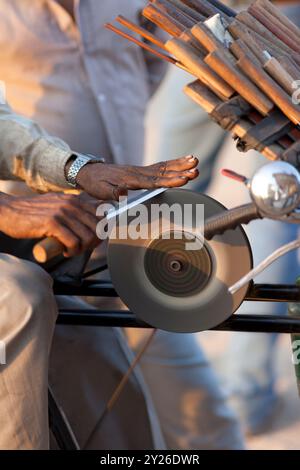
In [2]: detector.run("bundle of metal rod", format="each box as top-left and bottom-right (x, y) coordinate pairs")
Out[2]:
(106, 0), (300, 164)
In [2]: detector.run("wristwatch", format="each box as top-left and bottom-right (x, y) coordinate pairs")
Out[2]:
(66, 153), (105, 188)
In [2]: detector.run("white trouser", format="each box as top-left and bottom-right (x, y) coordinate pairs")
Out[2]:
(0, 254), (164, 450)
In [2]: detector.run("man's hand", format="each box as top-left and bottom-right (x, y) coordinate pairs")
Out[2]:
(0, 193), (100, 257)
(76, 155), (199, 200)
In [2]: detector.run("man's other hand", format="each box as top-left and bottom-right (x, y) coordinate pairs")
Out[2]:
(0, 193), (100, 257)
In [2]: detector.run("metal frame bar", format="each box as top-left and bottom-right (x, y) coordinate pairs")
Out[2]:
(53, 280), (300, 301)
(51, 279), (300, 448)
(57, 310), (300, 334)
(54, 281), (300, 334)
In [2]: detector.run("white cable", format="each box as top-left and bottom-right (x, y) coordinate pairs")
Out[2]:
(229, 238), (300, 295)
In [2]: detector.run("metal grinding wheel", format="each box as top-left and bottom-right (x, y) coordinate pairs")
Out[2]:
(108, 189), (253, 333)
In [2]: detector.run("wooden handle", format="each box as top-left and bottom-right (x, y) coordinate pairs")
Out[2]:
(143, 3), (185, 36)
(167, 0), (205, 22)
(237, 52), (300, 126)
(184, 79), (222, 113)
(184, 80), (282, 161)
(191, 23), (237, 67)
(180, 0), (220, 18)
(230, 32), (266, 65)
(185, 0), (235, 18)
(204, 49), (274, 116)
(206, 0), (236, 17)
(230, 39), (262, 67)
(277, 56), (300, 81)
(256, 0), (300, 39)
(165, 38), (235, 100)
(228, 19), (289, 60)
(151, 0), (195, 29)
(179, 30), (206, 54)
(191, 23), (227, 53)
(263, 56), (295, 96)
(249, 4), (300, 53)
(235, 11), (291, 55)
(33, 237), (65, 264)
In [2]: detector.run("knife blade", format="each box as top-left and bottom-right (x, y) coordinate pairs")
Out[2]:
(106, 187), (168, 220)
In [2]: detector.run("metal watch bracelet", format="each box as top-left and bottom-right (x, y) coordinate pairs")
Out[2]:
(66, 153), (105, 188)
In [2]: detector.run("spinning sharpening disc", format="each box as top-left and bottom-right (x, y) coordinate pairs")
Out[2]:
(108, 189), (252, 333)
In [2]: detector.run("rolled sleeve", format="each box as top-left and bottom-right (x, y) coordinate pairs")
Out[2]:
(0, 102), (73, 192)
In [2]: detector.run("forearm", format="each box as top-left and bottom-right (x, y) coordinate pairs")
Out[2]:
(0, 102), (73, 193)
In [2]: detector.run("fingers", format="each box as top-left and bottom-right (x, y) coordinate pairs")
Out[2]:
(138, 156), (198, 175)
(149, 175), (190, 188)
(62, 200), (101, 252)
(78, 192), (102, 210)
(54, 216), (98, 257)
(164, 155), (199, 171)
(57, 195), (99, 232)
(163, 168), (199, 181)
(72, 208), (99, 233)
(49, 221), (82, 258)
(121, 167), (199, 190)
(122, 156), (199, 190)
(130, 156), (198, 177)
(46, 194), (101, 257)
(65, 216), (97, 249)
(77, 198), (101, 219)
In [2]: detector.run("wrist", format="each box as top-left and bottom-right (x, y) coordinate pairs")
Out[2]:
(76, 161), (102, 190)
(65, 153), (105, 188)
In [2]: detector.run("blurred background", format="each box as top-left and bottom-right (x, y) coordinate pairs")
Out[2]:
(145, 0), (300, 450)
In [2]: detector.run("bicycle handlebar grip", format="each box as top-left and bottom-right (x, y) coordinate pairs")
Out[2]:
(204, 202), (261, 240)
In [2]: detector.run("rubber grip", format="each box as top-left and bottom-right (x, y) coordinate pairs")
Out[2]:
(204, 202), (261, 240)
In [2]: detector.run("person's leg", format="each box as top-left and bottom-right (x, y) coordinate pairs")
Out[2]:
(50, 296), (165, 450)
(125, 329), (244, 450)
(0, 243), (163, 450)
(0, 254), (57, 449)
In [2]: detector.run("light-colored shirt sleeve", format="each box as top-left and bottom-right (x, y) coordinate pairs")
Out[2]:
(0, 101), (73, 193)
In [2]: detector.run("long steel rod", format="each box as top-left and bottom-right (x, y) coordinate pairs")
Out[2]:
(57, 310), (300, 334)
(53, 281), (300, 302)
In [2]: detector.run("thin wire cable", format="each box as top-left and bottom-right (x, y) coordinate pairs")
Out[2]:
(230, 238), (300, 295)
(84, 329), (157, 448)
(81, 264), (108, 279)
